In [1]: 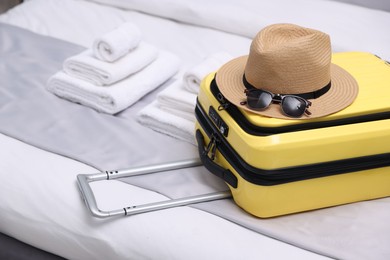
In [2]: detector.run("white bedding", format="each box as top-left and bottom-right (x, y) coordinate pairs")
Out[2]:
(1, 0), (390, 259)
(0, 134), (324, 260)
(89, 0), (390, 61)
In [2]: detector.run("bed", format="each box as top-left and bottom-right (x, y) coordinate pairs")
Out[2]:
(1, 0), (390, 259)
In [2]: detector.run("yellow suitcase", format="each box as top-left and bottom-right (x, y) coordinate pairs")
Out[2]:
(195, 52), (390, 218)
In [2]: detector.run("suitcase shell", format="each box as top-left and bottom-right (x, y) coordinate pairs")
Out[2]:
(195, 52), (390, 218)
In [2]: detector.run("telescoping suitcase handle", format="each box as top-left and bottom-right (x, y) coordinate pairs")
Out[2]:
(77, 158), (231, 218)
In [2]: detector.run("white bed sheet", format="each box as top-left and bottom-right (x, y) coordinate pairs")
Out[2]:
(0, 134), (326, 260)
(1, 0), (390, 259)
(88, 0), (390, 61)
(0, 0), (330, 259)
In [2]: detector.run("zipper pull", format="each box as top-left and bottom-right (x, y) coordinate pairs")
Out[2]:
(204, 134), (219, 160)
(217, 93), (229, 111)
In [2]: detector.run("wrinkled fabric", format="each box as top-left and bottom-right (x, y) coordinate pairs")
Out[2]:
(1, 23), (390, 260)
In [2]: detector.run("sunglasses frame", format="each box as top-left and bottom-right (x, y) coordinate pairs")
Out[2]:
(243, 89), (312, 118)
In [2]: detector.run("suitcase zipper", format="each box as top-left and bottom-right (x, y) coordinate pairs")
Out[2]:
(204, 133), (218, 161)
(196, 101), (390, 186)
(210, 77), (390, 136)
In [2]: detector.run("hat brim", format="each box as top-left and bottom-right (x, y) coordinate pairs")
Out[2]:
(216, 56), (359, 120)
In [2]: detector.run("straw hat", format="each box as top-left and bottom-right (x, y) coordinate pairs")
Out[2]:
(216, 23), (358, 119)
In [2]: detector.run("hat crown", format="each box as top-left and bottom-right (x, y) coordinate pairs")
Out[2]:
(244, 24), (331, 94)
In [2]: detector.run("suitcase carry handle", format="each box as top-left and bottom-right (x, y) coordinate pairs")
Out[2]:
(77, 158), (231, 218)
(196, 130), (238, 188)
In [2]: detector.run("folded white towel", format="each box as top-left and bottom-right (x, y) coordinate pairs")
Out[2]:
(157, 80), (197, 122)
(183, 52), (233, 94)
(47, 51), (180, 114)
(137, 101), (196, 145)
(93, 22), (142, 62)
(63, 43), (158, 86)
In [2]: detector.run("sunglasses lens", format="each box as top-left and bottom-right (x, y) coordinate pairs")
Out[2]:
(281, 96), (307, 117)
(247, 91), (273, 109)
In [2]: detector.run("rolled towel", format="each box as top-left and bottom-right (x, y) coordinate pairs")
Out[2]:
(137, 101), (196, 145)
(47, 51), (180, 114)
(93, 22), (142, 62)
(64, 43), (158, 86)
(157, 80), (197, 122)
(183, 52), (233, 94)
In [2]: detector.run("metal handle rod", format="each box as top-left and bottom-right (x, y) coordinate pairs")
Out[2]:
(77, 173), (117, 218)
(77, 158), (230, 218)
(123, 191), (231, 216)
(106, 158), (203, 180)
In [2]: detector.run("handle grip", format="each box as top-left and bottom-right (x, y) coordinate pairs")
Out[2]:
(196, 130), (238, 188)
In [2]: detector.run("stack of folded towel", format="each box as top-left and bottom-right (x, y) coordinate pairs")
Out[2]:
(47, 22), (180, 114)
(137, 52), (233, 145)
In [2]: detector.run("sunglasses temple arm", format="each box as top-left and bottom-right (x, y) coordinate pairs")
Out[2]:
(305, 100), (312, 115)
(305, 109), (312, 116)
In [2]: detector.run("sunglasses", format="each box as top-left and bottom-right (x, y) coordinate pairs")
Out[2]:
(241, 88), (312, 118)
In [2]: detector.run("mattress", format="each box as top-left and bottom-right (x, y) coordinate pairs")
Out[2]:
(0, 0), (390, 259)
